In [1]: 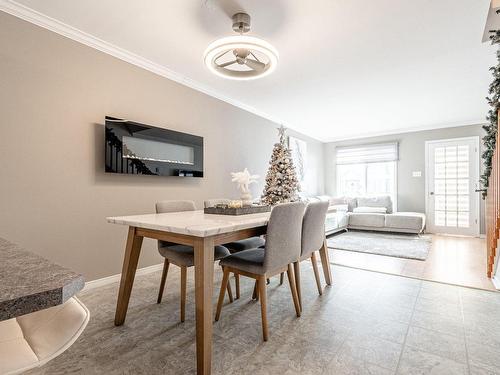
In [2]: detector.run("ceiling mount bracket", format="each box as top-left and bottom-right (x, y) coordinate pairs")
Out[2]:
(232, 13), (251, 33)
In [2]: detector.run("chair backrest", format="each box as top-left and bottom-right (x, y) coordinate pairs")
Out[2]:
(156, 200), (195, 248)
(156, 200), (196, 214)
(263, 201), (306, 273)
(301, 200), (329, 257)
(204, 199), (231, 208)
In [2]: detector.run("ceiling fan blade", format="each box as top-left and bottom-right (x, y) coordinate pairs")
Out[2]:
(217, 60), (237, 68)
(245, 58), (266, 71)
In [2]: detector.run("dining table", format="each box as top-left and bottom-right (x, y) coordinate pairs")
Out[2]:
(107, 210), (332, 375)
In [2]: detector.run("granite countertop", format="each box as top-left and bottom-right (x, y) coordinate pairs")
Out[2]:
(107, 210), (270, 237)
(0, 237), (85, 321)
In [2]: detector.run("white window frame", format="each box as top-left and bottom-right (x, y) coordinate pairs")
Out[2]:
(335, 143), (398, 211)
(336, 162), (398, 211)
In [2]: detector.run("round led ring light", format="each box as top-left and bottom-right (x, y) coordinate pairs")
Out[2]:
(203, 14), (279, 80)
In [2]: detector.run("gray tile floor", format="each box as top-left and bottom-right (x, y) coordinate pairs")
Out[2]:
(26, 263), (500, 374)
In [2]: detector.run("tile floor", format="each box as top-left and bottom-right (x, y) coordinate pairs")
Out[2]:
(330, 234), (494, 290)
(26, 262), (500, 374)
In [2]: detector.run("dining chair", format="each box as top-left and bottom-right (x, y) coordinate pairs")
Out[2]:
(204, 199), (265, 299)
(156, 200), (233, 322)
(0, 297), (89, 375)
(215, 201), (306, 341)
(294, 200), (330, 311)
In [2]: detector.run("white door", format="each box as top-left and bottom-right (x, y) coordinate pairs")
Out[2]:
(426, 137), (480, 236)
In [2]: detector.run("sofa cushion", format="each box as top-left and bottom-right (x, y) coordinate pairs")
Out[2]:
(329, 204), (349, 211)
(316, 195), (332, 202)
(304, 196), (320, 203)
(356, 196), (393, 214)
(327, 196), (357, 211)
(353, 206), (387, 214)
(385, 212), (425, 231)
(348, 213), (386, 228)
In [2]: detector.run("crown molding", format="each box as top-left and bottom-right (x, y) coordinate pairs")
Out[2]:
(0, 0), (288, 130)
(323, 120), (487, 143)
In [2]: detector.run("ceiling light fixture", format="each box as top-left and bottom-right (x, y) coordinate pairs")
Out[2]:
(203, 13), (279, 80)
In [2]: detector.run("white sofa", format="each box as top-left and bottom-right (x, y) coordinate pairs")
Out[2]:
(318, 195), (425, 234)
(324, 205), (349, 235)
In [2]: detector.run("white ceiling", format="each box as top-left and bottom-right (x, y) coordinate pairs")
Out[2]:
(3, 0), (496, 141)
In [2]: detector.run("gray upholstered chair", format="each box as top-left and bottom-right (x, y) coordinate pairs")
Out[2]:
(204, 199), (265, 299)
(215, 201), (306, 341)
(156, 200), (232, 322)
(294, 200), (330, 311)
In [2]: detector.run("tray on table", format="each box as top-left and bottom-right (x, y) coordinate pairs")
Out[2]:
(204, 205), (271, 216)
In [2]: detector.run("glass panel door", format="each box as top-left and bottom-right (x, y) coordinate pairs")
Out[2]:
(426, 138), (479, 236)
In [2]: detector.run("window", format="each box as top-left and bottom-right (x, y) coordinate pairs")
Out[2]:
(336, 143), (398, 209)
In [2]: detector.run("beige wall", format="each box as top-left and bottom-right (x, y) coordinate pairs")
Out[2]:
(324, 124), (486, 234)
(0, 13), (324, 280)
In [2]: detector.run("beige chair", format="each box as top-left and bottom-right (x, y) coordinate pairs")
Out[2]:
(156, 200), (233, 322)
(204, 199), (266, 299)
(294, 200), (330, 311)
(0, 297), (89, 375)
(215, 202), (305, 341)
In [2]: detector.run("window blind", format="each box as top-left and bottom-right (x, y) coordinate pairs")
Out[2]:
(336, 143), (398, 165)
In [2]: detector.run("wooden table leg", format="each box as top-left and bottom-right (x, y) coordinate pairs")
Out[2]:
(115, 226), (143, 326)
(319, 239), (332, 286)
(194, 237), (215, 375)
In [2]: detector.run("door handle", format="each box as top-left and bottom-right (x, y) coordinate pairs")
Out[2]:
(475, 189), (486, 193)
(429, 192), (434, 195)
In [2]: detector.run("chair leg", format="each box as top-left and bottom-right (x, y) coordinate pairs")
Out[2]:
(252, 280), (259, 301)
(294, 261), (302, 312)
(157, 259), (169, 304)
(311, 252), (323, 296)
(180, 266), (187, 322)
(258, 276), (269, 341)
(226, 270), (234, 303)
(235, 274), (240, 299)
(279, 272), (284, 285)
(215, 267), (230, 321)
(287, 264), (301, 317)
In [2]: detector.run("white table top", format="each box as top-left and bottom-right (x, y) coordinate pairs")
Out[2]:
(107, 210), (270, 237)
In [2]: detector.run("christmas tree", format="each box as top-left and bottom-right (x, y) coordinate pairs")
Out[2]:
(261, 126), (301, 205)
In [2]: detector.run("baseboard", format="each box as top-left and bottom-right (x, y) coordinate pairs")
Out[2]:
(82, 262), (163, 293)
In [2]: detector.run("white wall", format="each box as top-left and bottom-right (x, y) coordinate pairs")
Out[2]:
(0, 12), (324, 280)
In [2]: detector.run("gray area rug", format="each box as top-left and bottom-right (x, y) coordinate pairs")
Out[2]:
(327, 231), (431, 260)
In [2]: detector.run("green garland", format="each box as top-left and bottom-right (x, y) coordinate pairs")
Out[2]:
(481, 30), (500, 199)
